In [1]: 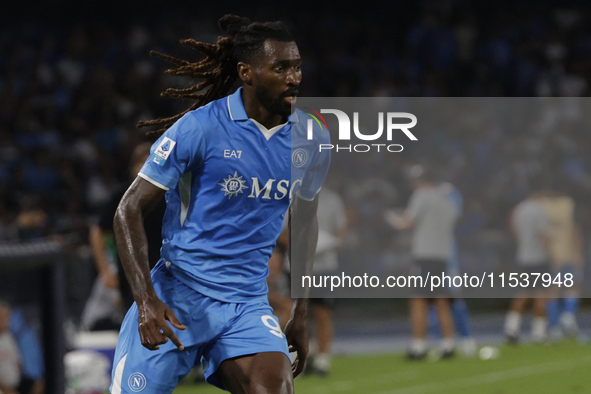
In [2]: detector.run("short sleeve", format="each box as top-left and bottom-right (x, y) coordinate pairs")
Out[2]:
(296, 137), (331, 201)
(536, 204), (550, 233)
(139, 113), (206, 190)
(570, 198), (581, 225)
(406, 190), (424, 221)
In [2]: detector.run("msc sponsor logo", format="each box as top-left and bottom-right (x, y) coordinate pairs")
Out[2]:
(248, 178), (302, 200)
(218, 172), (302, 201)
(218, 171), (249, 199)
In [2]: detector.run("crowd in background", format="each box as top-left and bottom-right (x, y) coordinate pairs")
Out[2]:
(1, 1), (591, 310)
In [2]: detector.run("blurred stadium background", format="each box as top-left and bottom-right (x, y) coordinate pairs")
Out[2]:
(2, 0), (591, 392)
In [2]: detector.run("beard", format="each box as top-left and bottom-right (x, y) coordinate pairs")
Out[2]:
(254, 85), (294, 118)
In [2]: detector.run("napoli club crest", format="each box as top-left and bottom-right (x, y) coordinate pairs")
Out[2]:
(292, 148), (307, 168)
(128, 372), (147, 392)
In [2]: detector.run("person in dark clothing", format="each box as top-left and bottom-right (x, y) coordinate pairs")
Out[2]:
(85, 142), (166, 329)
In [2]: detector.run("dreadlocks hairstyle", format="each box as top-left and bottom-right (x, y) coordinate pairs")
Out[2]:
(138, 14), (294, 138)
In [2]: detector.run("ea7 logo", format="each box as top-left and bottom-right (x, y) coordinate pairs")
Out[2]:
(306, 110), (417, 141)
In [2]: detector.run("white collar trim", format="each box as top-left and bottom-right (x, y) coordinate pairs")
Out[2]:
(250, 118), (286, 141)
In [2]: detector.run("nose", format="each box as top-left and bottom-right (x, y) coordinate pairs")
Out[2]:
(286, 67), (301, 87)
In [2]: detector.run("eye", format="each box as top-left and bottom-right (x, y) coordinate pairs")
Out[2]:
(274, 65), (284, 72)
(294, 64), (302, 72)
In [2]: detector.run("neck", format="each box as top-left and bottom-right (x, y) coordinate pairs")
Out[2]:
(241, 89), (286, 129)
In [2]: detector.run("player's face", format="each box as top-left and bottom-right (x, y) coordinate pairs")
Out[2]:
(252, 40), (302, 117)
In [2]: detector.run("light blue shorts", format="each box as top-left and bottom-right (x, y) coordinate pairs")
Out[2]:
(110, 261), (289, 393)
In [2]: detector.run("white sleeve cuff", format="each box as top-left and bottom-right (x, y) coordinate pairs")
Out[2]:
(296, 188), (321, 201)
(138, 172), (170, 191)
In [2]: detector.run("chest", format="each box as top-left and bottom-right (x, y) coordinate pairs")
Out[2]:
(198, 127), (300, 203)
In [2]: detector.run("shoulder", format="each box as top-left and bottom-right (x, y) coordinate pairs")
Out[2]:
(181, 96), (230, 125)
(148, 109), (213, 165)
(409, 188), (427, 204)
(160, 102), (222, 144)
(558, 196), (575, 209)
(518, 200), (543, 217)
(513, 201), (527, 217)
(159, 111), (205, 141)
(440, 182), (462, 198)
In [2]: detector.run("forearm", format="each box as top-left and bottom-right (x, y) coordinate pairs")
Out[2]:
(0, 378), (14, 393)
(573, 226), (584, 266)
(292, 297), (310, 319)
(114, 201), (156, 304)
(290, 199), (319, 316)
(385, 210), (414, 230)
(292, 220), (316, 316)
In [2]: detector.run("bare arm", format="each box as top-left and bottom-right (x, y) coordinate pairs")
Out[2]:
(385, 209), (414, 230)
(284, 194), (319, 377)
(572, 223), (584, 268)
(276, 225), (289, 250)
(0, 380), (17, 394)
(89, 225), (118, 289)
(114, 177), (185, 351)
(335, 222), (348, 245)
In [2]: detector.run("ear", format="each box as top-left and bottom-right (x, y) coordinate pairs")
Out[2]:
(237, 62), (252, 85)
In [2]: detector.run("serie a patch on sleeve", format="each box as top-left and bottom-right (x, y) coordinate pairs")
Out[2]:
(151, 137), (176, 166)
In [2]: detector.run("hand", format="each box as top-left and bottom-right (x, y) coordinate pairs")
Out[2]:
(137, 296), (186, 351)
(284, 314), (309, 378)
(384, 209), (407, 229)
(101, 270), (119, 290)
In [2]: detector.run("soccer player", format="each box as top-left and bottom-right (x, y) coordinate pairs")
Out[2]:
(386, 166), (459, 359)
(109, 15), (330, 394)
(503, 190), (551, 343)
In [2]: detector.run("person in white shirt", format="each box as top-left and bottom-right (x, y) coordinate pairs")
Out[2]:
(504, 191), (551, 343)
(387, 167), (459, 359)
(0, 301), (21, 394)
(538, 189), (584, 339)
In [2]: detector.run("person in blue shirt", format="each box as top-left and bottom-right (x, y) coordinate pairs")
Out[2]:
(109, 15), (330, 394)
(9, 308), (45, 394)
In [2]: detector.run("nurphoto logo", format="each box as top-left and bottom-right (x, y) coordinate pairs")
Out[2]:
(303, 108), (417, 153)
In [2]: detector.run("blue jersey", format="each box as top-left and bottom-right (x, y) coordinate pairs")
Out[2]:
(9, 309), (44, 380)
(139, 87), (330, 303)
(440, 182), (463, 215)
